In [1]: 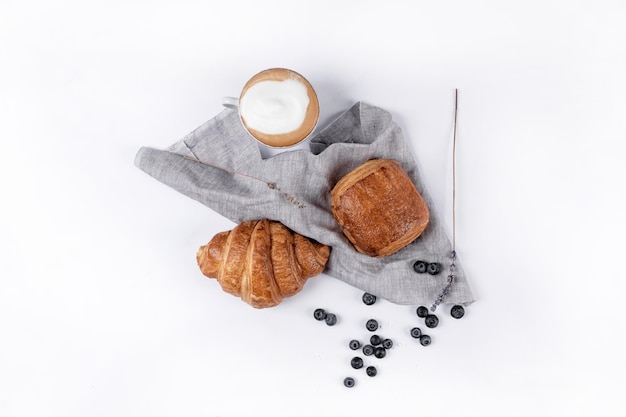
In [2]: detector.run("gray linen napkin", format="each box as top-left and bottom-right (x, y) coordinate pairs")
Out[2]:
(134, 102), (474, 306)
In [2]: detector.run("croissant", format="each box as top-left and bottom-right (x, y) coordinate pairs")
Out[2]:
(197, 219), (331, 308)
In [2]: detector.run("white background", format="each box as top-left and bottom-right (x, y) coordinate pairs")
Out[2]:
(1, 1), (625, 416)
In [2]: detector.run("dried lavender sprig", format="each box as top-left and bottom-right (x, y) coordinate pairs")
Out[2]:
(181, 141), (305, 208)
(431, 274), (455, 312)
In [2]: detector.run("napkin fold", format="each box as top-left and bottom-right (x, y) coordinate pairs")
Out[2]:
(135, 102), (474, 306)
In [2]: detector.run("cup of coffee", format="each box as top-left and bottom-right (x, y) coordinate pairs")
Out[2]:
(222, 68), (320, 148)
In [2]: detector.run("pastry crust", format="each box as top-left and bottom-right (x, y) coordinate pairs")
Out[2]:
(243, 220), (282, 308)
(197, 220), (330, 308)
(330, 159), (429, 257)
(269, 221), (303, 298)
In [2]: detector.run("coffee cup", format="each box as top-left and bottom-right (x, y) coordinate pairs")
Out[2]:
(222, 68), (320, 148)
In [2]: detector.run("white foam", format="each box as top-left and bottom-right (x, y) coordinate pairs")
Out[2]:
(240, 79), (309, 134)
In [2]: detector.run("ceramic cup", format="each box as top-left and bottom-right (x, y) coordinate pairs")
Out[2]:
(222, 68), (320, 148)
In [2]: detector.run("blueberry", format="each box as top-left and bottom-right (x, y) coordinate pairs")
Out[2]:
(344, 377), (355, 388)
(413, 260), (428, 273)
(366, 319), (379, 332)
(451, 305), (465, 319)
(313, 308), (327, 321)
(366, 366), (377, 377)
(348, 339), (361, 350)
(427, 262), (441, 275)
(425, 314), (439, 328)
(370, 335), (382, 346)
(419, 334), (432, 346)
(416, 306), (429, 318)
(382, 338), (393, 349)
(410, 327), (422, 338)
(362, 345), (375, 356)
(349, 339), (361, 350)
(362, 292), (377, 305)
(325, 313), (337, 326)
(351, 356), (364, 369)
(374, 347), (386, 359)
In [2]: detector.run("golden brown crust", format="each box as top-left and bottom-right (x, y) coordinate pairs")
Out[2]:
(196, 231), (225, 279)
(294, 234), (331, 278)
(269, 221), (302, 298)
(197, 219), (330, 308)
(243, 220), (282, 308)
(330, 159), (429, 257)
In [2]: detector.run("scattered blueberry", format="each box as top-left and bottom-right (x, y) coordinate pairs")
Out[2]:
(325, 313), (337, 326)
(366, 366), (377, 377)
(366, 319), (379, 332)
(419, 334), (432, 346)
(451, 305), (465, 319)
(413, 260), (428, 273)
(351, 356), (364, 369)
(344, 377), (355, 388)
(382, 338), (393, 349)
(370, 335), (382, 346)
(362, 293), (377, 305)
(425, 314), (439, 328)
(374, 347), (387, 359)
(410, 327), (422, 338)
(416, 306), (429, 318)
(349, 339), (361, 350)
(427, 262), (441, 275)
(362, 345), (375, 356)
(313, 308), (327, 321)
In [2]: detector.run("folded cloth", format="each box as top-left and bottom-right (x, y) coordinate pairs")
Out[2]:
(134, 102), (474, 306)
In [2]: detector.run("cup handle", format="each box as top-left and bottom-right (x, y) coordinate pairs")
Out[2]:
(222, 96), (239, 110)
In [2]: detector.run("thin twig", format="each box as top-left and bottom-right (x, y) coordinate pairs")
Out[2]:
(452, 88), (458, 252)
(431, 89), (459, 312)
